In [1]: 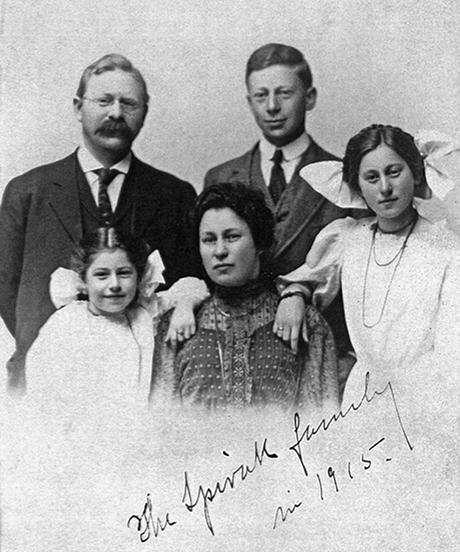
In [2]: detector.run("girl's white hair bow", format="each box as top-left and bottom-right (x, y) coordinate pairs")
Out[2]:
(299, 130), (460, 226)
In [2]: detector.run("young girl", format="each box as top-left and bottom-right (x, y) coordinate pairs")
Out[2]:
(277, 125), (460, 414)
(26, 226), (206, 412)
(17, 228), (203, 548)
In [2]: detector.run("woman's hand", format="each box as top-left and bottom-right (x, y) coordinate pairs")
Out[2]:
(273, 294), (308, 354)
(166, 302), (197, 348)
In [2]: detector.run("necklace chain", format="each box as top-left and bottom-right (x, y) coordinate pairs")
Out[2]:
(362, 215), (418, 328)
(372, 235), (406, 267)
(372, 216), (418, 267)
(215, 328), (228, 398)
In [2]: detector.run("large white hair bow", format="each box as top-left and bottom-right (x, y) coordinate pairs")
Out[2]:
(299, 131), (460, 224)
(50, 249), (166, 316)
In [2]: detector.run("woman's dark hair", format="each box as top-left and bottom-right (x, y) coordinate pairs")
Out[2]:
(195, 182), (275, 254)
(71, 226), (150, 282)
(342, 124), (428, 195)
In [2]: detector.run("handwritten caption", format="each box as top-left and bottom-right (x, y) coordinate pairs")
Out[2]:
(127, 374), (414, 542)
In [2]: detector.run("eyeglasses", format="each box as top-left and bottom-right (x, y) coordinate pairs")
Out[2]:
(82, 96), (143, 113)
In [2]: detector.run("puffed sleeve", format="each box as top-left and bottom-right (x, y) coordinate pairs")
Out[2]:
(277, 217), (357, 311)
(156, 277), (210, 315)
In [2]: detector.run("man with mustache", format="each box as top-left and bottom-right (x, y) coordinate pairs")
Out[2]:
(0, 54), (200, 391)
(204, 43), (359, 392)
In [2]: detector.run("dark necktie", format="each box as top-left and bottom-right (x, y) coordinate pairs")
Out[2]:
(95, 168), (118, 225)
(268, 149), (286, 204)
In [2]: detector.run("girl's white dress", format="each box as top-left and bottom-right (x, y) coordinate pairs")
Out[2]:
(3, 269), (208, 550)
(279, 215), (460, 416)
(26, 301), (154, 411)
(4, 301), (155, 550)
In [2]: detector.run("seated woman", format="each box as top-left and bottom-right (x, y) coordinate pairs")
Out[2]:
(151, 182), (339, 413)
(277, 125), (460, 412)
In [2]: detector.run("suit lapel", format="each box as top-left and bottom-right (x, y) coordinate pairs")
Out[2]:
(248, 146), (275, 209)
(230, 144), (275, 209)
(272, 140), (327, 258)
(111, 156), (139, 224)
(47, 151), (83, 244)
(75, 160), (103, 225)
(224, 146), (253, 184)
(111, 155), (160, 232)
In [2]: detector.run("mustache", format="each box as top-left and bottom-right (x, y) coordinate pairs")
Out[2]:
(96, 121), (133, 139)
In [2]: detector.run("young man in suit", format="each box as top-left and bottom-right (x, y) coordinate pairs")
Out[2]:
(204, 43), (356, 389)
(0, 54), (200, 391)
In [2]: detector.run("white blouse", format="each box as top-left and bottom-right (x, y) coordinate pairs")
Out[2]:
(278, 215), (460, 411)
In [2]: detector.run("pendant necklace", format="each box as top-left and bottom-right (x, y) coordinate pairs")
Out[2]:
(362, 214), (418, 328)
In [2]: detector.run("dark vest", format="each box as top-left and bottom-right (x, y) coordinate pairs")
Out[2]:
(75, 162), (108, 234)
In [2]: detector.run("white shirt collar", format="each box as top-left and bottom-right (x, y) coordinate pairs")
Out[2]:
(259, 132), (310, 161)
(77, 145), (132, 175)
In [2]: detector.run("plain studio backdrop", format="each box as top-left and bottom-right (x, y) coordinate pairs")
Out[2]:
(0, 1), (460, 550)
(2, 0), (460, 364)
(1, 0), (460, 191)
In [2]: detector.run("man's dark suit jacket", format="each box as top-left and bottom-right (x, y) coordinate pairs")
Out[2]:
(0, 150), (200, 377)
(204, 138), (355, 355)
